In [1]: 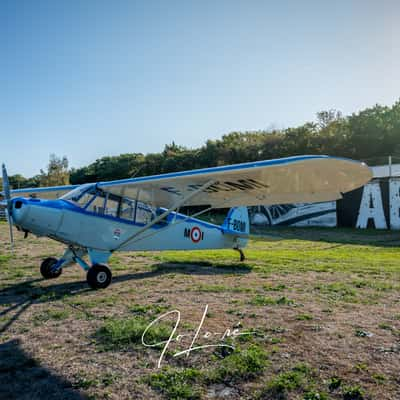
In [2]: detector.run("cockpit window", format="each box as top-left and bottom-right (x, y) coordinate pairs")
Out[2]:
(119, 198), (135, 220)
(77, 192), (95, 207)
(86, 194), (106, 214)
(105, 196), (119, 218)
(154, 208), (169, 227)
(85, 191), (121, 217)
(61, 185), (167, 226)
(135, 203), (153, 224)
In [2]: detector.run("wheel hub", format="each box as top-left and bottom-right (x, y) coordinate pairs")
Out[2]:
(97, 271), (108, 283)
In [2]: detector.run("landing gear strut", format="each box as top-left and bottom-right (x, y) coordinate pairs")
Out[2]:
(40, 257), (63, 279)
(40, 247), (113, 289)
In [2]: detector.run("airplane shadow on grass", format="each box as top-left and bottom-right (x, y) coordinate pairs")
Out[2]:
(0, 260), (251, 335)
(251, 227), (400, 248)
(0, 339), (89, 400)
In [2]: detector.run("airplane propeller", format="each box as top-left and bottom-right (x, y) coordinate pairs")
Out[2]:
(2, 164), (14, 251)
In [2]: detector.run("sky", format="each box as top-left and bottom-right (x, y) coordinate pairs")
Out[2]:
(0, 0), (399, 177)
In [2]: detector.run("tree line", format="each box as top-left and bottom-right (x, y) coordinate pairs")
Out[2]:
(4, 100), (400, 189)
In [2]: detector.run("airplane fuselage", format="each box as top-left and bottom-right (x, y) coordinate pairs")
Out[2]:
(11, 197), (247, 252)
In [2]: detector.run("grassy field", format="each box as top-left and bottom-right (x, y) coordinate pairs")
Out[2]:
(0, 221), (399, 399)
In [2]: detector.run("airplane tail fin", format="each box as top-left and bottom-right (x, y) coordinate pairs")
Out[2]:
(221, 206), (250, 237)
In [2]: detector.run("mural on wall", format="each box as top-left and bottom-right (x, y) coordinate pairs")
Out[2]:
(338, 177), (400, 230)
(250, 201), (337, 227)
(355, 182), (387, 229)
(251, 177), (400, 230)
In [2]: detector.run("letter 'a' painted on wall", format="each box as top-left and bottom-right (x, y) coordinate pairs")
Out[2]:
(356, 183), (387, 229)
(389, 179), (400, 229)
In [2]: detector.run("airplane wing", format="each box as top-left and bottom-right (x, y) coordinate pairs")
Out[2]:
(97, 155), (372, 208)
(0, 184), (79, 200)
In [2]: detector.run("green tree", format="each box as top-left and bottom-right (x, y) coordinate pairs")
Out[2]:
(40, 154), (70, 186)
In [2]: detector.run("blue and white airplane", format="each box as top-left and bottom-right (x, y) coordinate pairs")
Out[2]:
(1, 155), (371, 289)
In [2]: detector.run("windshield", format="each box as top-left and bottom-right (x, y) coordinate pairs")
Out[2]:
(60, 184), (97, 206)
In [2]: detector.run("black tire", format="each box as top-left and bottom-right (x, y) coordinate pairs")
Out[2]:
(40, 257), (62, 279)
(87, 264), (112, 289)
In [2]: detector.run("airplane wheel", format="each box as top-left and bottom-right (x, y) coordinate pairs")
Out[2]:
(87, 264), (112, 289)
(40, 257), (62, 279)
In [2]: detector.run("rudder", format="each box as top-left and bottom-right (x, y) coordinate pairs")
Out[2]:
(221, 207), (250, 236)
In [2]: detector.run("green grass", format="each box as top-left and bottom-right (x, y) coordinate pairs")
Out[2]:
(95, 315), (173, 351)
(33, 308), (70, 323)
(342, 385), (365, 400)
(327, 376), (342, 391)
(371, 373), (386, 384)
(72, 371), (121, 389)
(195, 284), (253, 293)
(354, 362), (368, 373)
(262, 370), (305, 396)
(73, 374), (100, 389)
(206, 344), (269, 383)
(378, 322), (393, 331)
(146, 368), (203, 399)
(0, 254), (12, 266)
(314, 282), (358, 303)
(108, 256), (128, 271)
(145, 344), (268, 398)
(250, 295), (295, 306)
(352, 279), (399, 291)
(296, 313), (313, 321)
(258, 363), (316, 399)
(303, 391), (329, 400)
(66, 296), (100, 309)
(263, 283), (287, 291)
(129, 303), (169, 315)
(156, 235), (400, 276)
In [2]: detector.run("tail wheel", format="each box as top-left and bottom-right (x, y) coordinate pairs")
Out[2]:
(233, 248), (246, 262)
(40, 257), (62, 279)
(87, 264), (112, 289)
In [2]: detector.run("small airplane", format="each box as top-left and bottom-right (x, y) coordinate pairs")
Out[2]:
(1, 155), (372, 289)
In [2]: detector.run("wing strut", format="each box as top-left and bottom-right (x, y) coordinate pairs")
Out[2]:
(112, 180), (215, 251)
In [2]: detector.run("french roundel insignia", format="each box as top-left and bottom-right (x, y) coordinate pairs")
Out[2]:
(183, 226), (204, 242)
(190, 227), (202, 243)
